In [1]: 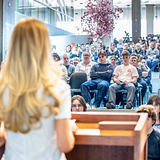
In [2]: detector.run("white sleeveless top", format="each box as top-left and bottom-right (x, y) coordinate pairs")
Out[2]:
(2, 80), (71, 160)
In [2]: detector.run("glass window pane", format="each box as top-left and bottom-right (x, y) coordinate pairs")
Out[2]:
(39, 5), (45, 22)
(45, 7), (50, 24)
(31, 1), (39, 20)
(24, 0), (31, 17)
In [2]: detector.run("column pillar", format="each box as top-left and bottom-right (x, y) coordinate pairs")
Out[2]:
(146, 4), (154, 36)
(132, 0), (141, 43)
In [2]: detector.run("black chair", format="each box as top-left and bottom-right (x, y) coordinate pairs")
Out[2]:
(69, 73), (87, 96)
(69, 72), (97, 98)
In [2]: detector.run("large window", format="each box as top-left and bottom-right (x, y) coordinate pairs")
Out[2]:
(154, 6), (160, 35)
(15, 0), (74, 33)
(113, 6), (132, 40)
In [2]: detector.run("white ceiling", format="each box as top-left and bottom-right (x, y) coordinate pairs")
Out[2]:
(74, 0), (160, 9)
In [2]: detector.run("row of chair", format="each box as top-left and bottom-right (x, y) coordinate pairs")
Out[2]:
(69, 73), (143, 108)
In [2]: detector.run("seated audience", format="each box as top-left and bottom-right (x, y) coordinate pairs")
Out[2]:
(0, 18), (76, 159)
(150, 35), (155, 42)
(141, 59), (152, 92)
(110, 55), (117, 68)
(142, 37), (145, 44)
(84, 44), (90, 53)
(139, 40), (143, 46)
(138, 54), (143, 63)
(81, 44), (86, 52)
(156, 38), (160, 43)
(106, 51), (138, 109)
(131, 44), (136, 53)
(75, 52), (97, 80)
(81, 50), (114, 109)
(62, 45), (71, 57)
(145, 40), (149, 48)
(78, 44), (83, 53)
(130, 56), (147, 102)
(138, 36), (142, 41)
(63, 53), (75, 79)
(142, 45), (148, 59)
(53, 53), (68, 82)
(142, 59), (150, 72)
(123, 43), (132, 55)
(146, 42), (159, 71)
(71, 95), (87, 112)
(156, 43), (160, 54)
(91, 45), (98, 62)
(70, 44), (82, 59)
(73, 57), (80, 67)
(147, 95), (160, 133)
(139, 55), (148, 78)
(135, 43), (143, 55)
(70, 59), (73, 65)
(108, 43), (119, 60)
(53, 52), (60, 61)
(117, 38), (124, 53)
(97, 44), (103, 54)
(114, 37), (119, 47)
(131, 53), (148, 77)
(136, 105), (160, 160)
(81, 44), (93, 60)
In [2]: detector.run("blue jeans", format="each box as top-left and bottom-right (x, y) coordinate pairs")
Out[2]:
(146, 58), (159, 72)
(81, 80), (109, 106)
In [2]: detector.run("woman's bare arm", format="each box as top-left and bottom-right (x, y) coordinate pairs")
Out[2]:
(55, 119), (75, 153)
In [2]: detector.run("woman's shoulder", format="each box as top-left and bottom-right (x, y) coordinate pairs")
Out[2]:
(53, 80), (70, 93)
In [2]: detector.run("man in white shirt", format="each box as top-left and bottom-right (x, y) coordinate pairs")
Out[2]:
(75, 52), (97, 80)
(106, 51), (138, 109)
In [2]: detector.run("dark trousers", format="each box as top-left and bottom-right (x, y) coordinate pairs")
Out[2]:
(108, 83), (136, 108)
(81, 80), (109, 106)
(138, 79), (147, 100)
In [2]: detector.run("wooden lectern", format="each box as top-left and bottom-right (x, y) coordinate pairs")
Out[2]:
(66, 112), (148, 160)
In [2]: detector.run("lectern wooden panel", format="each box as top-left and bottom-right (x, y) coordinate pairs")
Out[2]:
(66, 112), (148, 160)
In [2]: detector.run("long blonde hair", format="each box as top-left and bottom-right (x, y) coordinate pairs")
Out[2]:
(0, 18), (61, 133)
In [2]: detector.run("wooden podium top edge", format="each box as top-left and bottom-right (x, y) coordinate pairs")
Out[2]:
(71, 112), (142, 116)
(71, 112), (147, 123)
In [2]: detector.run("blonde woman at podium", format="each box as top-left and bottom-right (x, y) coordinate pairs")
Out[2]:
(0, 18), (76, 160)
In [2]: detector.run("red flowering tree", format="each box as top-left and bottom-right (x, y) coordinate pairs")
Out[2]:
(77, 0), (123, 42)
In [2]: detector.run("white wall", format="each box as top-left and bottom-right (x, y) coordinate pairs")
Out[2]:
(50, 34), (91, 57)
